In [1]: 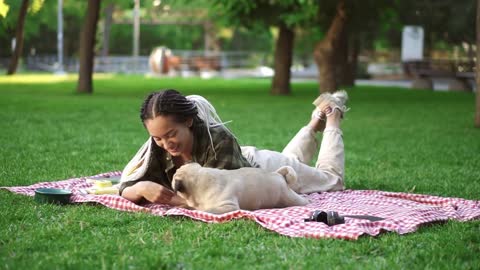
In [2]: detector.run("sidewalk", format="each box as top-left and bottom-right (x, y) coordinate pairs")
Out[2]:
(355, 79), (453, 91)
(159, 67), (477, 92)
(290, 64), (476, 92)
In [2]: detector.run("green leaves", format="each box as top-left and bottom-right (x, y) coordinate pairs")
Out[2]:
(28, 0), (44, 14)
(0, 0), (9, 18)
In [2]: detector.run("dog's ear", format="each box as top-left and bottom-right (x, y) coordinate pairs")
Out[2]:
(173, 179), (186, 193)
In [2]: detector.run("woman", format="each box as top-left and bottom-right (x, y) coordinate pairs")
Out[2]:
(119, 89), (348, 206)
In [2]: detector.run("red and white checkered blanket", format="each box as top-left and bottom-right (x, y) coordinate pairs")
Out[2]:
(3, 171), (480, 240)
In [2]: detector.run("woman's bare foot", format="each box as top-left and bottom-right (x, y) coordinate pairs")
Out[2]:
(308, 116), (326, 132)
(325, 106), (342, 129)
(309, 90), (349, 132)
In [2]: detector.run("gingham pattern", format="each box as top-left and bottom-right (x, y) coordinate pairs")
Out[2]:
(3, 171), (480, 240)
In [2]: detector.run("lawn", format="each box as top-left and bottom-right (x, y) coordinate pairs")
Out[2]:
(0, 74), (479, 269)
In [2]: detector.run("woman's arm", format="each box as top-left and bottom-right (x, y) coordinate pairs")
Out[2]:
(121, 181), (177, 204)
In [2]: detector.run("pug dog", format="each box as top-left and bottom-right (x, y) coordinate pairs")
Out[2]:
(172, 162), (309, 214)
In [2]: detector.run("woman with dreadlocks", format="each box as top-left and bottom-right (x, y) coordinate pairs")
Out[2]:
(119, 89), (348, 205)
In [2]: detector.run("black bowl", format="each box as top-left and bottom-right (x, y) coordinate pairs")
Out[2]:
(34, 188), (72, 205)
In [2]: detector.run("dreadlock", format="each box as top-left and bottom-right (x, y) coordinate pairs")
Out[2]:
(140, 89), (197, 123)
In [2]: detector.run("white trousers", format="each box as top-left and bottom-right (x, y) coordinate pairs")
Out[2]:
(241, 126), (345, 194)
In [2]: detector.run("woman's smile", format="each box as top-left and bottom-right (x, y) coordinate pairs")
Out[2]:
(166, 145), (180, 154)
(145, 114), (194, 160)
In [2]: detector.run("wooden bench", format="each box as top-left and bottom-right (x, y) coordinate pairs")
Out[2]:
(403, 60), (475, 91)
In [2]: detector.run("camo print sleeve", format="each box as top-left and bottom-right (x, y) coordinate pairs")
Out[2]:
(201, 131), (251, 170)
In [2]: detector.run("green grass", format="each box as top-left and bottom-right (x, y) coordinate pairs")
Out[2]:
(0, 74), (479, 269)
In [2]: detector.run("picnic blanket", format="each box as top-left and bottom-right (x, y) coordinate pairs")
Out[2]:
(2, 171), (480, 240)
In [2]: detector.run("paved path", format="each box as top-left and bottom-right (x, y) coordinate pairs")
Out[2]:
(294, 77), (476, 92)
(166, 67), (477, 92)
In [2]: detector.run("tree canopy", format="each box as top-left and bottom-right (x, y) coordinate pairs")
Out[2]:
(1, 0), (475, 59)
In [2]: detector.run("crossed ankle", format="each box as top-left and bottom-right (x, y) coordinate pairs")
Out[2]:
(308, 117), (326, 133)
(311, 109), (326, 120)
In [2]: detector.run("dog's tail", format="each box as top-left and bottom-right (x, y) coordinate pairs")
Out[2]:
(276, 166), (297, 187)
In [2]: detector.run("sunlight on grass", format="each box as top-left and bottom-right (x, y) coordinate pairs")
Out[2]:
(0, 73), (115, 84)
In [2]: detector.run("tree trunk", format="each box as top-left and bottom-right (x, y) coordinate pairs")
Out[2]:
(313, 0), (347, 93)
(101, 2), (114, 57)
(340, 33), (359, 87)
(204, 20), (221, 52)
(6, 0), (29, 75)
(271, 23), (294, 95)
(77, 0), (101, 94)
(475, 0), (480, 127)
(337, 25), (349, 87)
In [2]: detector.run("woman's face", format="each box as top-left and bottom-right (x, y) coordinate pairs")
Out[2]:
(144, 115), (194, 158)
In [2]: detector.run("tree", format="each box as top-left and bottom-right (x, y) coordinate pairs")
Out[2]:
(313, 0), (346, 93)
(475, 0), (480, 127)
(337, 1), (391, 87)
(99, 0), (132, 56)
(210, 0), (306, 95)
(101, 2), (114, 57)
(271, 22), (295, 95)
(6, 0), (28, 75)
(1, 1), (87, 59)
(311, 0), (392, 93)
(77, 0), (101, 94)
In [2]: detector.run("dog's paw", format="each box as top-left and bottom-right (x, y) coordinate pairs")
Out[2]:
(204, 204), (239, 215)
(300, 197), (310, 206)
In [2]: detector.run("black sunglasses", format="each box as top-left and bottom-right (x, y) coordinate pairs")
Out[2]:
(305, 210), (384, 226)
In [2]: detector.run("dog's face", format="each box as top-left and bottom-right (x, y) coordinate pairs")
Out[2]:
(172, 162), (204, 206)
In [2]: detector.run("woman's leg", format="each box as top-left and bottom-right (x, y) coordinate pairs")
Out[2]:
(280, 126), (319, 165)
(280, 105), (327, 164)
(242, 146), (344, 194)
(314, 109), (345, 187)
(247, 91), (347, 193)
(241, 110), (344, 193)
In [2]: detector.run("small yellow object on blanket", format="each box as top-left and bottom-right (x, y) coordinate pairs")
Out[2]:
(94, 180), (113, 188)
(86, 179), (113, 187)
(83, 178), (119, 195)
(86, 186), (119, 195)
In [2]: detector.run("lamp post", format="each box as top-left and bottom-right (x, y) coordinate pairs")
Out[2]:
(56, 0), (65, 75)
(133, 0), (140, 72)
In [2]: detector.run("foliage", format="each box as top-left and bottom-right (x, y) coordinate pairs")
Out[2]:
(0, 0), (44, 27)
(0, 0), (39, 41)
(0, 75), (479, 269)
(0, 0), (9, 18)
(394, 0), (476, 48)
(208, 0), (323, 67)
(109, 24), (204, 54)
(0, 0), (86, 57)
(221, 25), (274, 52)
(208, 0), (319, 30)
(0, 0), (475, 58)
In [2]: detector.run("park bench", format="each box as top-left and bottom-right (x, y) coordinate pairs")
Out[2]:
(149, 47), (222, 75)
(403, 59), (475, 91)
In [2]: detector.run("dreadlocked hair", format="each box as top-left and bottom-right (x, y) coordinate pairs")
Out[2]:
(140, 89), (198, 123)
(186, 94), (235, 144)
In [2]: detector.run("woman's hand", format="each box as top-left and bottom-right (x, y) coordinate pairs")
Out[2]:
(137, 181), (175, 203)
(122, 181), (175, 204)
